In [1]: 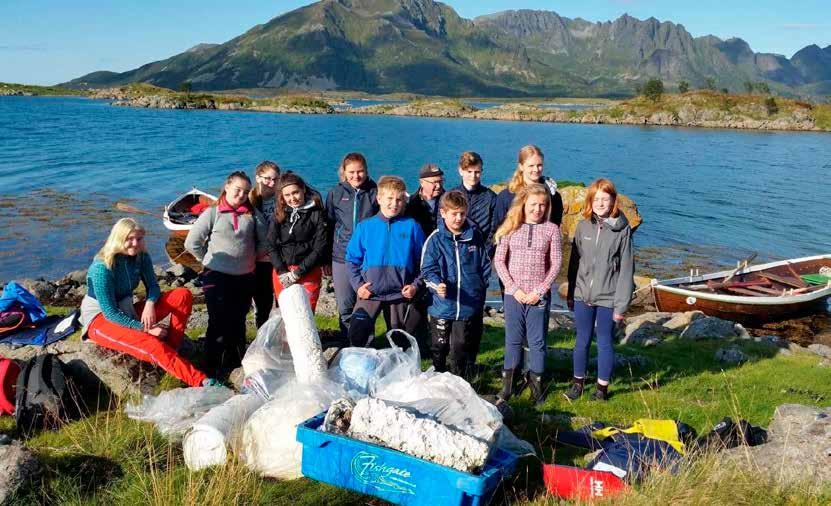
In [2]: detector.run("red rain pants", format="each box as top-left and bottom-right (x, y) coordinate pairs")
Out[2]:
(272, 265), (323, 312)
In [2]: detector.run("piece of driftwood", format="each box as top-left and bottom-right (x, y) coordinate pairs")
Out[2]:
(759, 272), (804, 289)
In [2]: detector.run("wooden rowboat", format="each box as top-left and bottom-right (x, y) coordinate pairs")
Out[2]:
(162, 188), (217, 236)
(651, 254), (831, 323)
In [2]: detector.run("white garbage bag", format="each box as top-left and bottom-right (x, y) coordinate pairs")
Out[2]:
(241, 379), (343, 479)
(277, 284), (326, 383)
(241, 312), (291, 377)
(327, 330), (421, 397)
(183, 393), (266, 471)
(124, 386), (234, 440)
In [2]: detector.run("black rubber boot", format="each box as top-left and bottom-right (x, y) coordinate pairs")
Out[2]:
(528, 372), (546, 409)
(498, 369), (515, 402)
(590, 383), (609, 402)
(563, 377), (585, 402)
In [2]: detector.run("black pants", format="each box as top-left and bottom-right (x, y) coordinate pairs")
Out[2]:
(465, 311), (484, 366)
(403, 288), (431, 357)
(253, 262), (276, 328)
(430, 316), (474, 376)
(202, 270), (255, 379)
(348, 298), (409, 347)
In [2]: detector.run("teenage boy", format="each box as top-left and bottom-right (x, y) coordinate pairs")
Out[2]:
(346, 176), (426, 347)
(452, 151), (497, 245)
(420, 190), (491, 377)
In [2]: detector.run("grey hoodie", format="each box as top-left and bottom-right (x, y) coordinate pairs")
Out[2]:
(185, 206), (267, 276)
(567, 213), (635, 314)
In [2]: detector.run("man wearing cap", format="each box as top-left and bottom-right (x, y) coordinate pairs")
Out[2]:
(403, 163), (444, 355)
(405, 163), (445, 237)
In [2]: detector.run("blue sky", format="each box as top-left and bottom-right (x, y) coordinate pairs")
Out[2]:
(1, 0), (828, 85)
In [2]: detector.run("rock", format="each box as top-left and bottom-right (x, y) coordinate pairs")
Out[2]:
(630, 276), (655, 307)
(549, 313), (575, 331)
(724, 404), (831, 485)
(166, 264), (196, 281)
(60, 269), (88, 286)
(228, 367), (244, 392)
(153, 265), (166, 279)
(679, 317), (738, 340)
(314, 287), (338, 319)
(715, 346), (748, 364)
(0, 441), (40, 503)
(808, 343), (831, 359)
(0, 339), (161, 398)
(751, 335), (784, 347)
(558, 186), (642, 240)
(788, 342), (810, 354)
(623, 312), (673, 338)
(819, 359), (831, 368)
(620, 321), (667, 346)
(557, 282), (569, 299)
(662, 311), (705, 331)
(18, 279), (56, 303)
(187, 309), (209, 331)
(733, 323), (752, 340)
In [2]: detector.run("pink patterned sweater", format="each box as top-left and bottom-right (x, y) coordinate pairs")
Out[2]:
(494, 222), (562, 298)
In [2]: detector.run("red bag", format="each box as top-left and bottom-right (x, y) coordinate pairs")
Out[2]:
(0, 357), (21, 415)
(543, 464), (628, 501)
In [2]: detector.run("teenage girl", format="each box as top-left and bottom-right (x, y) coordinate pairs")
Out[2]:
(493, 144), (564, 229)
(324, 153), (379, 338)
(268, 172), (328, 310)
(81, 218), (214, 387)
(185, 171), (266, 379)
(249, 160), (281, 327)
(493, 183), (562, 408)
(565, 178), (634, 402)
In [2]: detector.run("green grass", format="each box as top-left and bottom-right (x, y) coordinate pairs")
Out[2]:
(0, 82), (86, 96)
(813, 104), (831, 131)
(4, 310), (831, 504)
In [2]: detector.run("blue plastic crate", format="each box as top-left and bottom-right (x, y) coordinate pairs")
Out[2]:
(297, 412), (518, 506)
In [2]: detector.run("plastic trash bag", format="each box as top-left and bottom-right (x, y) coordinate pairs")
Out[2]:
(241, 312), (291, 377)
(183, 393), (265, 471)
(278, 284), (327, 383)
(125, 386), (234, 440)
(241, 378), (344, 479)
(328, 330), (421, 397)
(241, 368), (295, 400)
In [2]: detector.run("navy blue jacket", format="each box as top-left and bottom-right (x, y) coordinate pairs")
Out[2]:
(325, 179), (379, 263)
(420, 220), (491, 320)
(452, 183), (497, 245)
(405, 190), (442, 237)
(346, 213), (426, 301)
(493, 176), (564, 230)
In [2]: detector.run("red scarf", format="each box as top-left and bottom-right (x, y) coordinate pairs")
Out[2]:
(218, 197), (250, 232)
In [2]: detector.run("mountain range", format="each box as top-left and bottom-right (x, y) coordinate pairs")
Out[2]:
(63, 0), (831, 97)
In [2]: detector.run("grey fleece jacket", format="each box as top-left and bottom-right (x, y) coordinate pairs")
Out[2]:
(184, 206), (267, 276)
(566, 213), (635, 314)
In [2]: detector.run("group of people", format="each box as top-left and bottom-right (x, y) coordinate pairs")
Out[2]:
(77, 144), (634, 406)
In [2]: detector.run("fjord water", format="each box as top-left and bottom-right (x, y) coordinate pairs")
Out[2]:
(1, 95), (829, 282)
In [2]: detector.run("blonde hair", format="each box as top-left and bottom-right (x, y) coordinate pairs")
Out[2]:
(582, 178), (621, 219)
(377, 175), (407, 196)
(338, 152), (368, 182)
(507, 145), (545, 193)
(249, 160), (280, 210)
(458, 151), (483, 170)
(96, 218), (146, 269)
(494, 183), (550, 243)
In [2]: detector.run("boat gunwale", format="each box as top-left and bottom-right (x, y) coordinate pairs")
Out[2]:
(162, 188), (218, 231)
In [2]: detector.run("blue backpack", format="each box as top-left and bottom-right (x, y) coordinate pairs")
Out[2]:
(0, 282), (47, 329)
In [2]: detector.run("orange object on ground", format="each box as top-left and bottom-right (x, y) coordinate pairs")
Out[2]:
(0, 357), (21, 415)
(86, 288), (207, 387)
(542, 464), (628, 501)
(272, 265), (322, 311)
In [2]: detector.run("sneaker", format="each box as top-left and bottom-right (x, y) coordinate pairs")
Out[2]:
(563, 382), (584, 402)
(201, 378), (221, 387)
(589, 388), (609, 402)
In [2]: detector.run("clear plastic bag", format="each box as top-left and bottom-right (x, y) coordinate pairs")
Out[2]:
(241, 378), (344, 479)
(241, 312), (292, 377)
(124, 386), (234, 440)
(327, 329), (421, 397)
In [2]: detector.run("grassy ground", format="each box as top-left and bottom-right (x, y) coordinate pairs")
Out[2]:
(3, 310), (831, 505)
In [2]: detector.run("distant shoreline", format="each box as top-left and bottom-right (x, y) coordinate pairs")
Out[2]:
(3, 82), (829, 133)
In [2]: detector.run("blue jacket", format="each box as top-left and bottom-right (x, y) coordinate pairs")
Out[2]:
(420, 220), (491, 320)
(346, 213), (426, 301)
(325, 179), (379, 263)
(452, 183), (497, 245)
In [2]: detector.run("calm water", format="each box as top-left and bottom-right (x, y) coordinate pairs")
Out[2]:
(1, 95), (830, 283)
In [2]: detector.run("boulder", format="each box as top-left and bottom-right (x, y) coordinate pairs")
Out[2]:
(724, 404), (831, 484)
(808, 344), (831, 359)
(0, 340), (161, 398)
(620, 321), (666, 347)
(166, 264), (197, 281)
(715, 346), (748, 364)
(0, 441), (40, 503)
(61, 269), (88, 286)
(17, 279), (56, 303)
(662, 311), (705, 331)
(558, 186), (642, 240)
(679, 317), (738, 340)
(630, 276), (655, 307)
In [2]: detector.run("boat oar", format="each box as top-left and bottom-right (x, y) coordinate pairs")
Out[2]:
(721, 252), (758, 285)
(115, 202), (156, 217)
